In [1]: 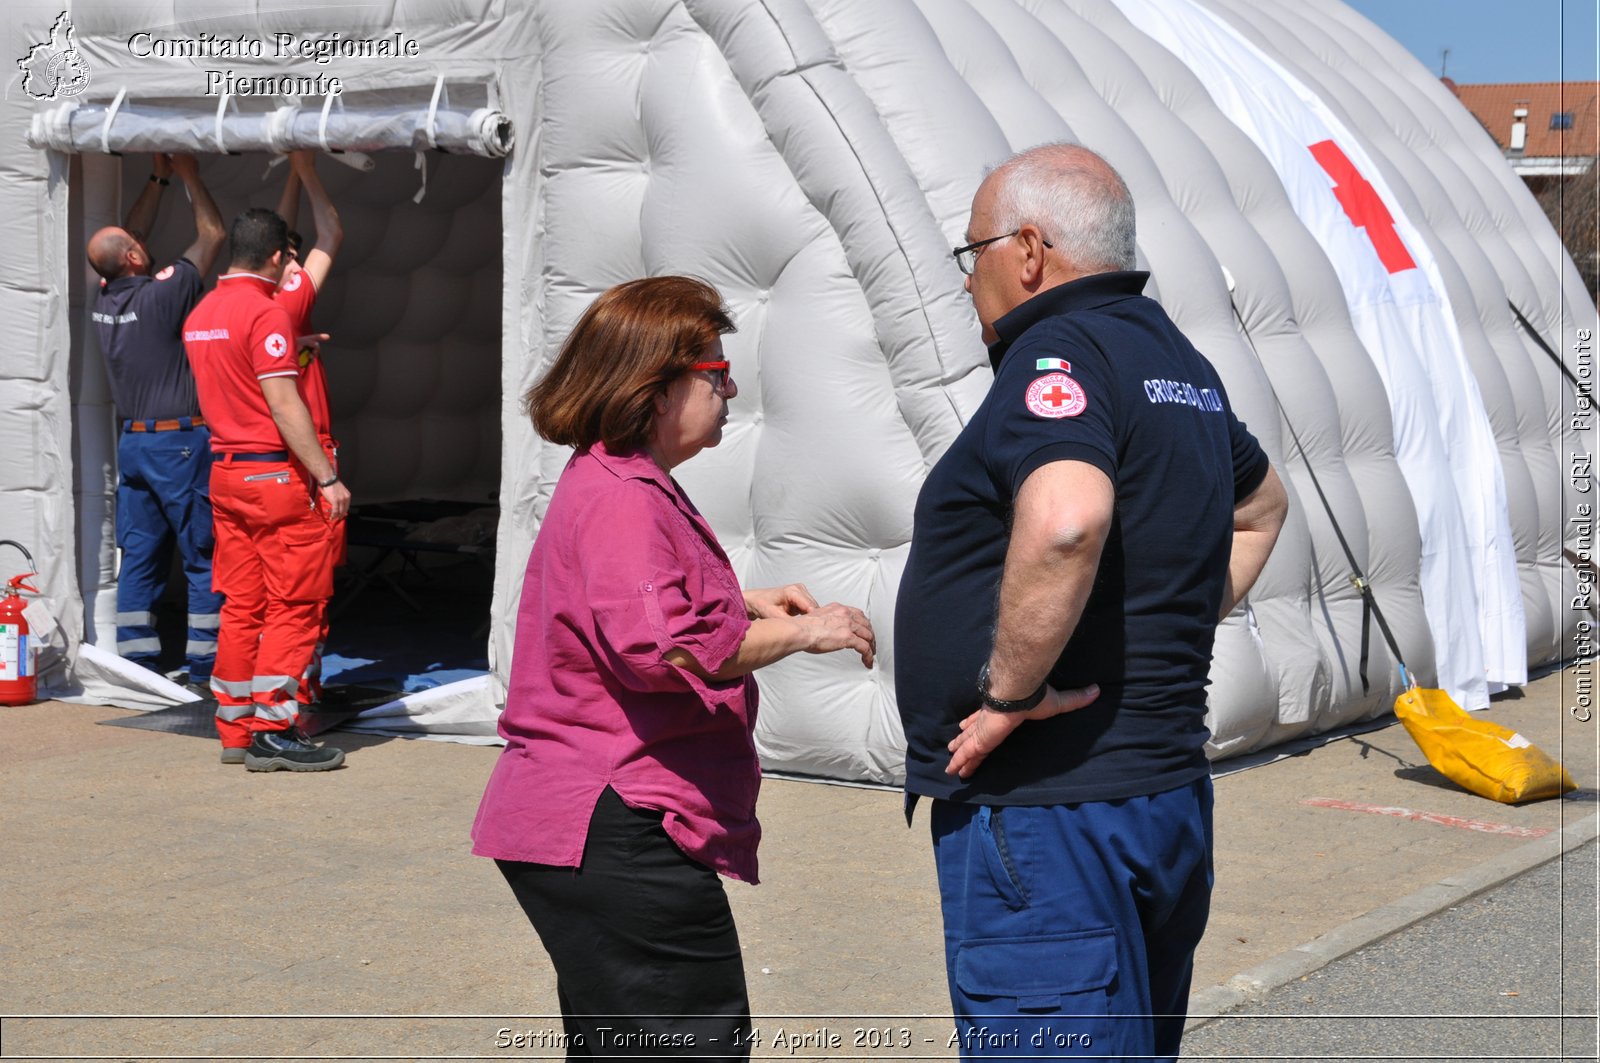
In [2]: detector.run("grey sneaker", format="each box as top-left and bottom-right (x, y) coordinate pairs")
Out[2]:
(244, 728), (346, 772)
(220, 747), (247, 765)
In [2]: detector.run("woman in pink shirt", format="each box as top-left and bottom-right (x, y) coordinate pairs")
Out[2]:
(472, 276), (875, 1058)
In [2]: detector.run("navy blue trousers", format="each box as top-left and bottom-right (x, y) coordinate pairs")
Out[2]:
(931, 777), (1213, 1062)
(115, 425), (223, 681)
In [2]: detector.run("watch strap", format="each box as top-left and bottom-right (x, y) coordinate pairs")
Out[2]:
(977, 663), (1048, 713)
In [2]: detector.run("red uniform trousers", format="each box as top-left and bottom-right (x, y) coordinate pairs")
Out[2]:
(208, 456), (340, 749)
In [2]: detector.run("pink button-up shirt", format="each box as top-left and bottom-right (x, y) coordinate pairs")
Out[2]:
(471, 443), (762, 882)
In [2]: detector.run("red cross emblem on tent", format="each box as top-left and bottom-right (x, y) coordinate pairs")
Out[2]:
(1308, 139), (1417, 274)
(1025, 371), (1087, 419)
(264, 333), (288, 359)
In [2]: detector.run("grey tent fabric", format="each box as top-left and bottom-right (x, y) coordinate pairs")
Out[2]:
(2, 0), (1590, 783)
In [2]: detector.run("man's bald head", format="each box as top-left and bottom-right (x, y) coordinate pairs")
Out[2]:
(86, 227), (148, 282)
(984, 143), (1136, 277)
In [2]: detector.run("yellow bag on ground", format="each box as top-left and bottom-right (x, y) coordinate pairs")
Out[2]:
(1394, 687), (1576, 804)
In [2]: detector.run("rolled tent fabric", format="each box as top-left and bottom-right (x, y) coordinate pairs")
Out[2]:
(28, 93), (513, 157)
(1111, 0), (1522, 710)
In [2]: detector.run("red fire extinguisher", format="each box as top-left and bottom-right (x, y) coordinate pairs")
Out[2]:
(0, 539), (39, 706)
(0, 573), (38, 707)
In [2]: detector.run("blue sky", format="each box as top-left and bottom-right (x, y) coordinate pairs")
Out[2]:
(1344, 0), (1598, 84)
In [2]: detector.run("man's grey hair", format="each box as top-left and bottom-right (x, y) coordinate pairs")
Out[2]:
(987, 143), (1136, 274)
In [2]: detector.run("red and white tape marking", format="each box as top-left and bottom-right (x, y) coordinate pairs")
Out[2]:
(1301, 798), (1552, 839)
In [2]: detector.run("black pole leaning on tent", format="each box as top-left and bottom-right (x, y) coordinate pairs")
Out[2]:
(1506, 298), (1593, 408)
(1227, 298), (1408, 694)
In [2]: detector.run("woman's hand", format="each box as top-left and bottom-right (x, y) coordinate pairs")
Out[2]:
(944, 684), (1100, 780)
(744, 583), (820, 619)
(793, 603), (876, 668)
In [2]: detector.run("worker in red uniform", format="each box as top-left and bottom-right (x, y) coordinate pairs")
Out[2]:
(274, 150), (345, 704)
(183, 206), (349, 771)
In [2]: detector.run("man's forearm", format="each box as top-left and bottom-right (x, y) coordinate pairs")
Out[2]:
(984, 463), (1113, 700)
(986, 539), (1101, 700)
(176, 171), (226, 275)
(277, 169), (302, 231)
(123, 179), (162, 242)
(1219, 465), (1288, 619)
(1221, 529), (1277, 618)
(266, 397), (334, 482)
(295, 154), (342, 253)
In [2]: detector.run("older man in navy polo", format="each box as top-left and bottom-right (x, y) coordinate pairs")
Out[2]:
(896, 143), (1288, 1061)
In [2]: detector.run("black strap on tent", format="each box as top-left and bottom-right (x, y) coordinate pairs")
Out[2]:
(1506, 299), (1593, 407)
(1227, 298), (1408, 691)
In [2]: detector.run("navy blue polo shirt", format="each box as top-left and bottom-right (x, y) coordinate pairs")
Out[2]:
(895, 271), (1269, 806)
(91, 257), (205, 421)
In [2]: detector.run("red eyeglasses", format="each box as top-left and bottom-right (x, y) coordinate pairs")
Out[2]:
(688, 360), (732, 393)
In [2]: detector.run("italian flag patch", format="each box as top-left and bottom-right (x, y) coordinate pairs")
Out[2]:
(1035, 357), (1072, 373)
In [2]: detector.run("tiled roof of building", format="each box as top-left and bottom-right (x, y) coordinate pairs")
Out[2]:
(1452, 81), (1599, 158)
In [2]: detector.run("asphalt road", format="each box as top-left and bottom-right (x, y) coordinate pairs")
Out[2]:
(1183, 840), (1599, 1062)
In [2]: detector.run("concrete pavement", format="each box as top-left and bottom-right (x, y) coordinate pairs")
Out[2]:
(1184, 839), (1597, 1060)
(1, 664), (1594, 1060)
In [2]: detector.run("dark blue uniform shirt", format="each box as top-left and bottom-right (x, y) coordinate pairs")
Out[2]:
(896, 271), (1270, 806)
(91, 257), (205, 421)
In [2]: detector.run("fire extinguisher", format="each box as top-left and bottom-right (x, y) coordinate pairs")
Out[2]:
(0, 540), (39, 707)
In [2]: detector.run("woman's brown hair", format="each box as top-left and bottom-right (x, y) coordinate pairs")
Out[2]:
(526, 276), (736, 450)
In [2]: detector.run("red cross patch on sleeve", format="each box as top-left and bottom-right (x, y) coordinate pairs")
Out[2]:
(1025, 372), (1087, 419)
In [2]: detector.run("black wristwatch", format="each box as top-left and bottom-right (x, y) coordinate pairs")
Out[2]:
(318, 475), (341, 489)
(977, 663), (1048, 712)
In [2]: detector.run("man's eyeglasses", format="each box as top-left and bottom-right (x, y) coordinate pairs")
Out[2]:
(951, 230), (1053, 275)
(689, 360), (732, 393)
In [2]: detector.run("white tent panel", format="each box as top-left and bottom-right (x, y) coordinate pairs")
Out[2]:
(1199, 0), (1575, 671)
(1110, 0), (1521, 708)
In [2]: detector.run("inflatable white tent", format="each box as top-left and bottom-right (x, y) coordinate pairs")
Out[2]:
(4, 0), (1592, 783)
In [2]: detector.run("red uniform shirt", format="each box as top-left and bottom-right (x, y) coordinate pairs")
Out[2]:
(275, 265), (334, 447)
(183, 273), (321, 454)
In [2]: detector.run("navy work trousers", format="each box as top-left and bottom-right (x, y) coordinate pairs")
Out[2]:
(114, 424), (223, 681)
(931, 777), (1214, 1062)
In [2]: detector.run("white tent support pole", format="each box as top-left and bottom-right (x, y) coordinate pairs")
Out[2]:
(318, 93), (339, 151)
(268, 98), (301, 153)
(98, 87), (127, 156)
(212, 92), (234, 153)
(76, 154), (123, 654)
(413, 75), (446, 201)
(424, 75), (447, 149)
